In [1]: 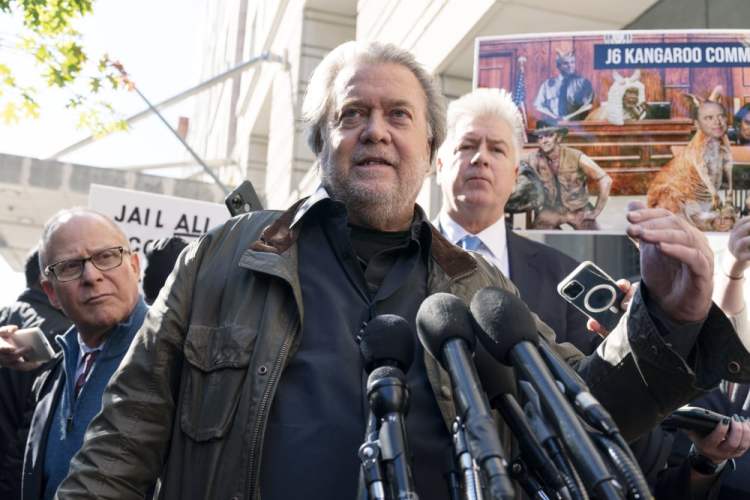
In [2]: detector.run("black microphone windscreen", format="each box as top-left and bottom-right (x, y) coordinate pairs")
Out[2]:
(416, 292), (476, 362)
(360, 314), (415, 374)
(368, 364), (405, 383)
(470, 287), (537, 364)
(474, 344), (518, 402)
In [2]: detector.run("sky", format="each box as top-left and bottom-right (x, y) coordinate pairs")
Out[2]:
(0, 0), (207, 304)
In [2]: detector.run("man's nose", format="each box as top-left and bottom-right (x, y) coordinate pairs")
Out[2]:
(471, 147), (489, 167)
(360, 113), (391, 144)
(80, 260), (104, 282)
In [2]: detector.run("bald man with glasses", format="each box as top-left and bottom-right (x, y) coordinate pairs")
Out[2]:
(0, 207), (147, 500)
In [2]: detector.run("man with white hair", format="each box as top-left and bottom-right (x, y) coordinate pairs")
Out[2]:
(435, 88), (594, 352)
(58, 41), (750, 500)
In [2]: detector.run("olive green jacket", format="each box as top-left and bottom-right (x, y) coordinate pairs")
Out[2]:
(57, 199), (750, 500)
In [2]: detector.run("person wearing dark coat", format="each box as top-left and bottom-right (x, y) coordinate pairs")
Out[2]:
(142, 236), (188, 305)
(0, 249), (71, 500)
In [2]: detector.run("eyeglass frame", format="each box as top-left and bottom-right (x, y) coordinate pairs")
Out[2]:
(44, 246), (131, 283)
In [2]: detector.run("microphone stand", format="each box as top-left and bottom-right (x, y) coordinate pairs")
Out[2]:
(451, 417), (484, 500)
(508, 458), (553, 500)
(368, 367), (416, 500)
(357, 413), (386, 500)
(520, 382), (588, 500)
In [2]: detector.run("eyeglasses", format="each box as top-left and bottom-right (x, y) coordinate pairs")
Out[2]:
(45, 246), (130, 283)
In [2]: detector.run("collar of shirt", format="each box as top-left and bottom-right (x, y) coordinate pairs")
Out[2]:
(291, 184), (432, 248)
(74, 332), (106, 383)
(437, 211), (510, 277)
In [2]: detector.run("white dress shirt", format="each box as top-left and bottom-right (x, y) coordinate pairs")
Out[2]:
(437, 211), (510, 278)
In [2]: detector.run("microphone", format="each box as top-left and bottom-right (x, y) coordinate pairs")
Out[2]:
(470, 287), (623, 500)
(536, 340), (619, 436)
(359, 314), (416, 500)
(475, 352), (570, 500)
(360, 314), (415, 373)
(416, 292), (515, 500)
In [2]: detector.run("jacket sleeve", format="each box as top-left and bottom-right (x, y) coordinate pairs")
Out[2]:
(55, 231), (214, 499)
(472, 253), (750, 441)
(573, 286), (750, 441)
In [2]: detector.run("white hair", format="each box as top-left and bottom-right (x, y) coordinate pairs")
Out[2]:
(302, 40), (446, 162)
(442, 88), (526, 157)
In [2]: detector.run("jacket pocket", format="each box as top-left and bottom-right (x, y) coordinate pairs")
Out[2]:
(180, 324), (256, 441)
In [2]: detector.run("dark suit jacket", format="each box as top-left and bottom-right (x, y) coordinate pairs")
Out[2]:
(21, 356), (63, 500)
(0, 289), (70, 500)
(507, 230), (597, 355)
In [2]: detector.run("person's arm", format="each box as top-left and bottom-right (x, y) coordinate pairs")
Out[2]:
(533, 81), (559, 120)
(714, 216), (750, 352)
(721, 135), (734, 197)
(572, 202), (750, 439)
(579, 154), (611, 219)
(717, 218), (750, 313)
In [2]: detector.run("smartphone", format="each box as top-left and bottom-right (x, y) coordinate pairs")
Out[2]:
(662, 406), (726, 436)
(556, 261), (625, 332)
(224, 180), (263, 216)
(13, 327), (56, 363)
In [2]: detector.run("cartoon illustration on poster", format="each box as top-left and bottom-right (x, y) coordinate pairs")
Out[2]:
(475, 30), (750, 232)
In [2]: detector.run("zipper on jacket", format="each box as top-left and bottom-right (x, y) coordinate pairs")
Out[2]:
(245, 315), (298, 500)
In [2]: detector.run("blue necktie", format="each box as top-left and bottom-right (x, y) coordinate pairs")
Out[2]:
(459, 235), (483, 251)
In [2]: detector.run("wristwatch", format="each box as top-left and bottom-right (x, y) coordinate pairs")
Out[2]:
(688, 445), (728, 475)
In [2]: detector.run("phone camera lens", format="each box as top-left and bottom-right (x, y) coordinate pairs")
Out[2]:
(563, 281), (584, 299)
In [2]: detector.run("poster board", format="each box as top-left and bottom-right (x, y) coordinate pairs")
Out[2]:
(88, 184), (230, 263)
(475, 30), (750, 233)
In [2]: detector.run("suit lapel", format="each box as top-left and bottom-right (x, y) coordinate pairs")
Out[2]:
(507, 230), (540, 297)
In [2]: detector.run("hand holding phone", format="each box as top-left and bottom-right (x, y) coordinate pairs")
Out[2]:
(662, 406), (727, 436)
(0, 326), (55, 370)
(557, 261), (626, 332)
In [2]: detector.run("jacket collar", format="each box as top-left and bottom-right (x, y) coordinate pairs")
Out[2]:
(249, 184), (478, 279)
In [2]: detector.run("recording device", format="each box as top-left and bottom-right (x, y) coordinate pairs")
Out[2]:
(557, 261), (625, 332)
(358, 315), (416, 500)
(416, 292), (515, 500)
(662, 406), (726, 436)
(470, 287), (623, 500)
(224, 180), (263, 216)
(0, 327), (56, 363)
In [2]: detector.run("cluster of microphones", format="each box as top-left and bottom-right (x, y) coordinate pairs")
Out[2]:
(356, 287), (650, 500)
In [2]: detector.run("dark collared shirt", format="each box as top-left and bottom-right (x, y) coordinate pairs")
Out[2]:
(260, 198), (451, 500)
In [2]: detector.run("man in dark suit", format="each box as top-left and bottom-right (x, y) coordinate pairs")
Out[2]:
(435, 87), (596, 353)
(0, 249), (71, 499)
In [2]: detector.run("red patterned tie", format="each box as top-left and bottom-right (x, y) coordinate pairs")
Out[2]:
(74, 351), (99, 398)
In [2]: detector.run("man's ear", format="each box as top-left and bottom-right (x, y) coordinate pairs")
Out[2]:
(435, 156), (445, 183)
(129, 252), (141, 280)
(41, 279), (61, 309)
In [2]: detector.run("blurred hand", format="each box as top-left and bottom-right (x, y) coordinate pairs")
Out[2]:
(0, 325), (43, 371)
(688, 414), (750, 467)
(587, 279), (634, 337)
(626, 201), (713, 323)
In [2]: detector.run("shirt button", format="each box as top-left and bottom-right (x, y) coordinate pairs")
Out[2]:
(728, 361), (741, 374)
